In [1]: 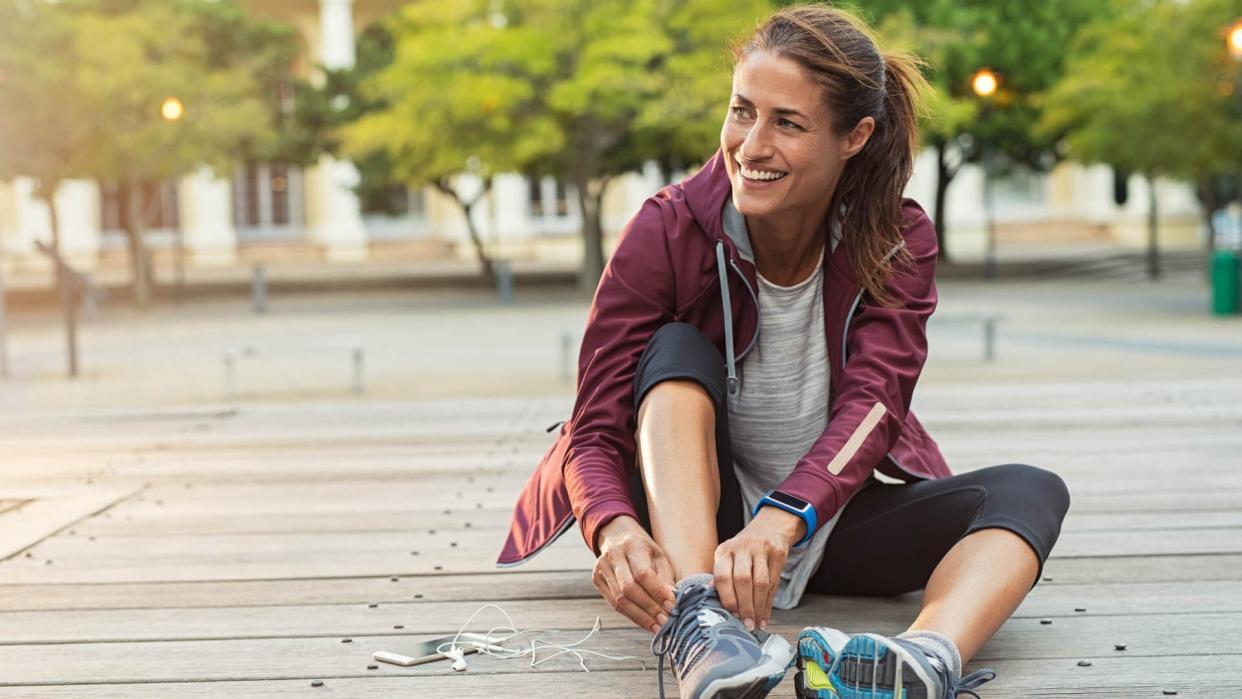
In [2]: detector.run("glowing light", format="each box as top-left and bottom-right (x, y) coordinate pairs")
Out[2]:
(161, 97), (184, 122)
(1229, 19), (1242, 59)
(971, 68), (998, 98)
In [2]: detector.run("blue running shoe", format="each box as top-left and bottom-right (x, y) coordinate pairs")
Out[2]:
(795, 626), (850, 699)
(651, 581), (795, 699)
(830, 633), (996, 699)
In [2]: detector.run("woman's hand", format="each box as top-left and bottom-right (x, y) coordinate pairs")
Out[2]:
(713, 507), (804, 631)
(592, 516), (677, 634)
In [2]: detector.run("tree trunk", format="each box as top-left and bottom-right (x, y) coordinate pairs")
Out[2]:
(124, 176), (153, 307)
(435, 178), (495, 282)
(576, 175), (612, 292)
(933, 141), (957, 262)
(1146, 172), (1160, 281)
(1196, 179), (1219, 253)
(38, 189), (63, 295)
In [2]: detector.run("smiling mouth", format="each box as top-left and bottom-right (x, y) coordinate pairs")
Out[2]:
(736, 160), (788, 182)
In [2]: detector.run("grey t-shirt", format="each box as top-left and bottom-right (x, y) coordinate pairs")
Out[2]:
(727, 248), (846, 609)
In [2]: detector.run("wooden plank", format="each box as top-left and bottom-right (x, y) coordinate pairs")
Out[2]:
(0, 487), (139, 561)
(2, 579), (1240, 645)
(21, 522), (1242, 569)
(0, 541), (593, 584)
(0, 572), (599, 612)
(0, 654), (1238, 699)
(0, 611), (1236, 685)
(66, 506), (1242, 539)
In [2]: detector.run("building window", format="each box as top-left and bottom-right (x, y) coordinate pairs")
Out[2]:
(528, 175), (544, 218)
(553, 179), (569, 217)
(527, 175), (573, 219)
(361, 184), (429, 239)
(233, 161), (303, 239)
(99, 180), (179, 232)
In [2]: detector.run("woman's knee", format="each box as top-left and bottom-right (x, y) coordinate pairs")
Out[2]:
(984, 463), (1071, 519)
(634, 322), (727, 410)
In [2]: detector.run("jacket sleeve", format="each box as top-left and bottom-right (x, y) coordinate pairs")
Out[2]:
(563, 198), (676, 555)
(775, 204), (939, 527)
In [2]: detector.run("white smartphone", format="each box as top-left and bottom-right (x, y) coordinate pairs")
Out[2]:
(373, 632), (508, 666)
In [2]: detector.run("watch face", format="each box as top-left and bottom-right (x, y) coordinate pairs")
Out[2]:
(769, 490), (810, 511)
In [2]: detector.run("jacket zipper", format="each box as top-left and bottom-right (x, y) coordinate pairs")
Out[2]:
(728, 257), (760, 361)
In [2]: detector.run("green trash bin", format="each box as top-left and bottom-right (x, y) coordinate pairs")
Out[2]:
(1212, 249), (1240, 315)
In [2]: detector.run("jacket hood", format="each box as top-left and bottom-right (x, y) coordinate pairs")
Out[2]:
(679, 149), (737, 250)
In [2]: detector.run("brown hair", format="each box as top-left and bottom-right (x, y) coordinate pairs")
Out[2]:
(732, 4), (928, 304)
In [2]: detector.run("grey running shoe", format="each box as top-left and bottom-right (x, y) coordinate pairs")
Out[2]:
(651, 581), (794, 699)
(831, 633), (996, 699)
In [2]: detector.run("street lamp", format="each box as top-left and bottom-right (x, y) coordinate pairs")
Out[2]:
(160, 96), (186, 289)
(1228, 18), (1242, 60)
(161, 96), (184, 122)
(971, 68), (1000, 280)
(971, 68), (998, 99)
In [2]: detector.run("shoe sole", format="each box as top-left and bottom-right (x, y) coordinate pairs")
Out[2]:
(831, 633), (937, 699)
(794, 628), (850, 699)
(696, 634), (796, 699)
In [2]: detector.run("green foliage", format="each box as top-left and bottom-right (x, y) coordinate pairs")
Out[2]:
(0, 1), (90, 198)
(342, 0), (772, 284)
(1041, 0), (1242, 182)
(850, 0), (1109, 171)
(1, 0), (298, 185)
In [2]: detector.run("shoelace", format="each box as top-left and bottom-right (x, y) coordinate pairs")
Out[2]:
(924, 654), (996, 699)
(948, 668), (997, 699)
(650, 585), (717, 699)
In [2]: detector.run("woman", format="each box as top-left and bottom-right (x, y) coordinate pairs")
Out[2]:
(499, 5), (1070, 699)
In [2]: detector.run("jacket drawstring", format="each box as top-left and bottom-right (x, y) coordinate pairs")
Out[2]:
(715, 241), (740, 398)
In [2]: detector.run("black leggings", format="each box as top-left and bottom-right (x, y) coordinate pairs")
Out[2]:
(629, 322), (1070, 595)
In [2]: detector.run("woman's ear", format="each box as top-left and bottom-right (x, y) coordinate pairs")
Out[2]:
(842, 117), (875, 160)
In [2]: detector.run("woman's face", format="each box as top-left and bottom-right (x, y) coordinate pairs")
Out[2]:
(721, 50), (873, 221)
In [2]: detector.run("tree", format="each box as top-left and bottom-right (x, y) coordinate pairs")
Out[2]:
(344, 0), (769, 290)
(850, 0), (1108, 259)
(1041, 0), (1242, 279)
(1, 0), (299, 306)
(0, 2), (91, 293)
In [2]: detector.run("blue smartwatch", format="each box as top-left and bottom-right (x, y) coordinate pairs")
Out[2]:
(752, 490), (817, 547)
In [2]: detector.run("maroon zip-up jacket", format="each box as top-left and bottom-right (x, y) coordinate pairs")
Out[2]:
(497, 149), (951, 567)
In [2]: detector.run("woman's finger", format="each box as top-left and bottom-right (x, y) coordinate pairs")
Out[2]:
(650, 548), (677, 613)
(617, 551), (668, 626)
(732, 551), (756, 630)
(752, 554), (772, 630)
(593, 563), (620, 606)
(713, 549), (738, 616)
(614, 594), (661, 633)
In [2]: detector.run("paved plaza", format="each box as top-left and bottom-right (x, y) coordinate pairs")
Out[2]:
(0, 269), (1240, 696)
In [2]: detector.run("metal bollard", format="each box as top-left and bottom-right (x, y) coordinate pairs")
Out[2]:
(351, 347), (365, 394)
(252, 263), (268, 314)
(223, 351), (236, 399)
(983, 318), (996, 362)
(496, 260), (512, 305)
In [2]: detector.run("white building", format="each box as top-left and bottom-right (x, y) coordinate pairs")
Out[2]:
(0, 0), (1207, 284)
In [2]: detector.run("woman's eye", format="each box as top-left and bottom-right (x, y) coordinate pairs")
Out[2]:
(730, 106), (751, 119)
(778, 119), (801, 130)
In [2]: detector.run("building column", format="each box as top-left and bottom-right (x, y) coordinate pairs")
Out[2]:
(53, 180), (102, 270)
(306, 0), (368, 263)
(178, 167), (238, 266)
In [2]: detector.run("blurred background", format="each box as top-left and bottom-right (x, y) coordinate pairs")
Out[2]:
(0, 0), (1240, 409)
(1, 3), (1241, 695)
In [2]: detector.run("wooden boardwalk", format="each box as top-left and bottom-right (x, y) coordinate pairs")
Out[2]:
(1, 378), (1241, 697)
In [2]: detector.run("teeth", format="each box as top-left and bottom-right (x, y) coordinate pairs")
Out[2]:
(738, 162), (787, 181)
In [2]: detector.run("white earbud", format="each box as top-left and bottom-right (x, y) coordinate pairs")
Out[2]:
(444, 646), (468, 672)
